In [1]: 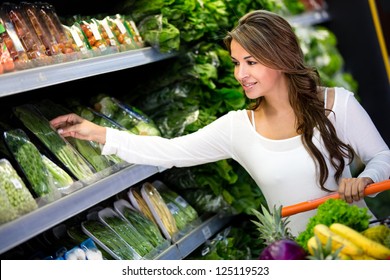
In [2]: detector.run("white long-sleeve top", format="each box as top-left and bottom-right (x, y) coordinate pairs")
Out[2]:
(102, 87), (390, 235)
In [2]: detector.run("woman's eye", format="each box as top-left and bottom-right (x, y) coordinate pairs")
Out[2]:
(248, 61), (257, 65)
(231, 61), (239, 66)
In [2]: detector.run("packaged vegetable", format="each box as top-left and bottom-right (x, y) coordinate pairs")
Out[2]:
(141, 182), (179, 241)
(4, 128), (61, 203)
(62, 24), (93, 59)
(0, 158), (38, 222)
(105, 14), (140, 51)
(0, 10), (32, 70)
(35, 99), (117, 172)
(35, 2), (77, 59)
(98, 207), (155, 257)
(2, 2), (50, 65)
(128, 187), (157, 225)
(113, 199), (167, 248)
(41, 155), (81, 195)
(20, 2), (63, 60)
(0, 182), (20, 224)
(82, 219), (141, 260)
(94, 96), (161, 136)
(92, 18), (120, 51)
(0, 22), (15, 73)
(153, 180), (199, 228)
(78, 20), (117, 56)
(13, 104), (96, 181)
(137, 14), (179, 53)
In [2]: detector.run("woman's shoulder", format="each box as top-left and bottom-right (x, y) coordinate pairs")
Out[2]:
(323, 86), (355, 110)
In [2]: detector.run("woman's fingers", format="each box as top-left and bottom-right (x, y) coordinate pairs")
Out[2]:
(338, 177), (373, 203)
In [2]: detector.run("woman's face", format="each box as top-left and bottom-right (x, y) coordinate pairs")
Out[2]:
(230, 39), (284, 100)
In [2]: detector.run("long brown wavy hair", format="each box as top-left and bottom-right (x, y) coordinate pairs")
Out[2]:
(223, 10), (354, 191)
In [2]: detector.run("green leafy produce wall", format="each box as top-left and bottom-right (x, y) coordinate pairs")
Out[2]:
(112, 0), (358, 216)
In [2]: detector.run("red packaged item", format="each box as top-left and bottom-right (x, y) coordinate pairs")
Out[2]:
(63, 24), (94, 59)
(78, 20), (109, 55)
(36, 2), (78, 60)
(20, 2), (64, 64)
(0, 22), (15, 73)
(2, 2), (49, 66)
(93, 18), (120, 53)
(0, 8), (31, 70)
(105, 15), (139, 52)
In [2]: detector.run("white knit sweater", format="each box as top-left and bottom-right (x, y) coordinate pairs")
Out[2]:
(102, 87), (390, 235)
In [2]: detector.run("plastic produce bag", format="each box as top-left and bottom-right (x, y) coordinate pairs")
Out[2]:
(0, 183), (20, 224)
(152, 180), (199, 224)
(35, 99), (116, 172)
(128, 187), (158, 226)
(137, 14), (179, 53)
(4, 128), (61, 203)
(141, 182), (179, 241)
(0, 158), (37, 222)
(113, 199), (167, 248)
(41, 155), (82, 195)
(13, 104), (96, 181)
(98, 207), (155, 258)
(94, 96), (161, 136)
(82, 219), (142, 260)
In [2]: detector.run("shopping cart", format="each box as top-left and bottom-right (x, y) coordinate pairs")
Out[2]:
(281, 179), (390, 217)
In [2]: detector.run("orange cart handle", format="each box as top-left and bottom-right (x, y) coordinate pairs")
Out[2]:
(281, 179), (390, 217)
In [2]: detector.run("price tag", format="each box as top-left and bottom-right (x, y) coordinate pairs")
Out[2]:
(202, 226), (212, 240)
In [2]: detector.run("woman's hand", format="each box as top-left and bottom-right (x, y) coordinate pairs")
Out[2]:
(338, 177), (374, 203)
(50, 113), (107, 145)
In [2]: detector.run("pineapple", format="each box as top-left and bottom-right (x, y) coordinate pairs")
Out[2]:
(252, 205), (307, 260)
(307, 235), (348, 260)
(251, 204), (293, 245)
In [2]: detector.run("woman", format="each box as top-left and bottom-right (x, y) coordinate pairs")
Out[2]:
(50, 10), (390, 236)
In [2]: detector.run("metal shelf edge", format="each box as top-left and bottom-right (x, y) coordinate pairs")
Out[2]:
(0, 164), (161, 255)
(0, 47), (176, 98)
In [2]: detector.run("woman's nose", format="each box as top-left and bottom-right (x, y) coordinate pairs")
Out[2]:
(236, 67), (249, 80)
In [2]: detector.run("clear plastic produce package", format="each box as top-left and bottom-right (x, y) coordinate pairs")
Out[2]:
(0, 158), (38, 224)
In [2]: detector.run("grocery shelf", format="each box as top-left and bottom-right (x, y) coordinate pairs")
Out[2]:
(0, 47), (177, 98)
(155, 214), (233, 260)
(0, 163), (162, 255)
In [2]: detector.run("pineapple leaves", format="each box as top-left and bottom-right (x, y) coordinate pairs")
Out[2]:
(251, 204), (293, 246)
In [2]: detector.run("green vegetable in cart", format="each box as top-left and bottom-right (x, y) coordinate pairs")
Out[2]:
(296, 198), (372, 250)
